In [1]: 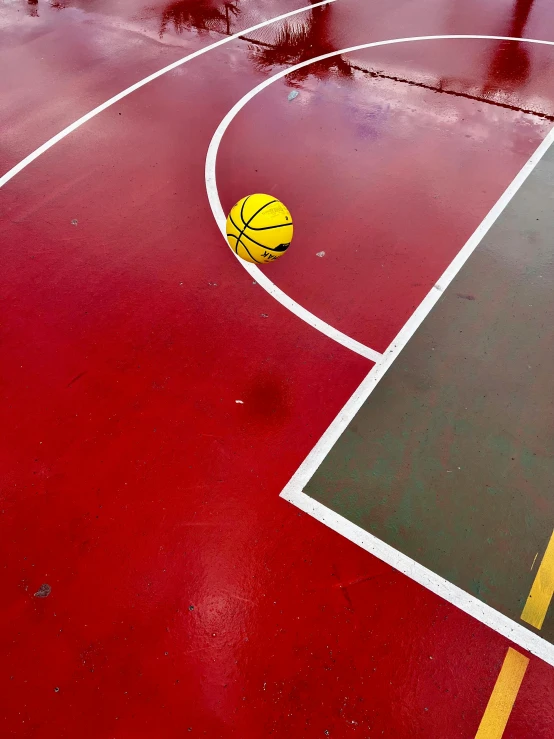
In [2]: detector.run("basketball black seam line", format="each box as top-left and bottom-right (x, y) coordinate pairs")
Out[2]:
(229, 212), (291, 252)
(228, 214), (249, 252)
(230, 217), (290, 252)
(235, 198), (279, 253)
(241, 231), (290, 252)
(245, 199), (279, 227)
(240, 195), (251, 225)
(226, 233), (242, 256)
(236, 195), (253, 252)
(229, 212), (267, 249)
(226, 232), (262, 263)
(244, 221), (293, 232)
(238, 237), (262, 263)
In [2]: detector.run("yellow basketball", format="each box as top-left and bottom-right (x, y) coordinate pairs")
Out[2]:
(226, 194), (293, 264)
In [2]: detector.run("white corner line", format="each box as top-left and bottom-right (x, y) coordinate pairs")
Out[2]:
(284, 489), (554, 667)
(0, 0), (337, 189)
(276, 67), (554, 664)
(206, 34), (554, 362)
(3, 22), (554, 662)
(280, 119), (554, 501)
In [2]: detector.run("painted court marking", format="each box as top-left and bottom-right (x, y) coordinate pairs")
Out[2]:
(474, 648), (529, 739)
(204, 37), (554, 665)
(206, 35), (554, 364)
(522, 529), (554, 630)
(0, 0), (336, 186)
(285, 491), (554, 666)
(280, 116), (554, 665)
(0, 0), (381, 364)
(2, 4), (554, 672)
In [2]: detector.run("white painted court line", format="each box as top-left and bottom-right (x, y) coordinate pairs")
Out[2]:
(206, 34), (554, 363)
(270, 37), (554, 666)
(285, 492), (554, 667)
(206, 188), (381, 361)
(229, 258), (382, 361)
(0, 0), (378, 362)
(0, 0), (336, 188)
(4, 21), (554, 661)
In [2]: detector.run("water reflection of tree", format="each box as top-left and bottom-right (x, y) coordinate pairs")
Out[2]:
(159, 0), (239, 37)
(435, 0), (542, 113)
(157, 0), (350, 83)
(248, 5), (351, 84)
(484, 0), (535, 94)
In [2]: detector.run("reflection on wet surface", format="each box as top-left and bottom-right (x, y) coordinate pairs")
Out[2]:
(159, 0), (240, 37)
(3, 2), (554, 737)
(437, 1), (547, 117)
(15, 0), (543, 104)
(149, 0), (552, 119)
(217, 25), (554, 350)
(484, 0), (535, 93)
(247, 4), (351, 84)
(4, 0), (554, 155)
(155, 0), (351, 81)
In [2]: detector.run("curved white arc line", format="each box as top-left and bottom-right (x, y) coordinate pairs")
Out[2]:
(0, 22), (551, 661)
(206, 34), (554, 361)
(206, 34), (554, 663)
(232, 260), (382, 361)
(0, 0), (336, 188)
(207, 178), (382, 361)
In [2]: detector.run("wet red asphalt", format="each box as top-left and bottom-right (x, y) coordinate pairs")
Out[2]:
(2, 0), (554, 736)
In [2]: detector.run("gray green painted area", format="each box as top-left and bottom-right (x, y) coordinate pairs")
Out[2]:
(305, 142), (554, 641)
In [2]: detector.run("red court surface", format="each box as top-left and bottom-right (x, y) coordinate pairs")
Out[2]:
(2, 0), (554, 736)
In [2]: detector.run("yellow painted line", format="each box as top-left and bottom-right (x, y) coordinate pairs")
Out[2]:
(521, 529), (554, 630)
(474, 648), (529, 739)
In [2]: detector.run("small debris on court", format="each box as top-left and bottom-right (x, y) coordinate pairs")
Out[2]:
(34, 584), (51, 598)
(71, 219), (78, 226)
(316, 251), (326, 258)
(288, 90), (299, 101)
(456, 293), (476, 301)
